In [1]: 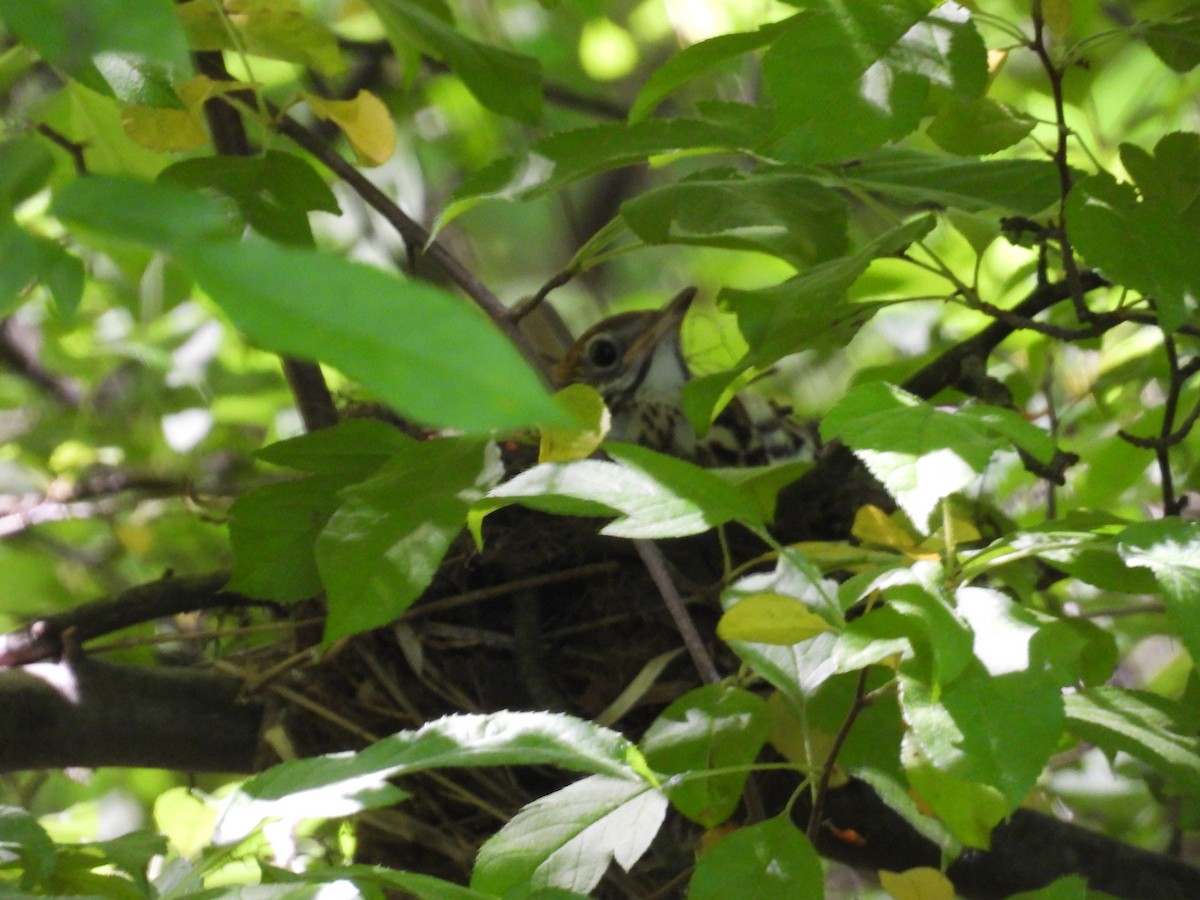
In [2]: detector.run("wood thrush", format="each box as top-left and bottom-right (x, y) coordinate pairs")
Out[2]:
(554, 288), (811, 466)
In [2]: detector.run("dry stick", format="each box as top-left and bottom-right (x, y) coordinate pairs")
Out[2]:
(403, 561), (619, 619)
(194, 52), (339, 432)
(633, 540), (721, 684)
(806, 666), (871, 842)
(272, 115), (550, 383)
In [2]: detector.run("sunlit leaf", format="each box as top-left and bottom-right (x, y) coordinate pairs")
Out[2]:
(879, 866), (956, 900)
(717, 592), (832, 644)
(1118, 518), (1200, 666)
(640, 684), (770, 826)
(178, 0), (345, 75)
(540, 383), (610, 463)
(471, 775), (667, 895)
(1065, 687), (1200, 796)
(763, 1), (985, 162)
(218, 712), (648, 843)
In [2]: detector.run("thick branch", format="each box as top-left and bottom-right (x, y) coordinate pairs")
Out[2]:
(0, 572), (265, 668)
(0, 658), (262, 772)
(768, 773), (1200, 900)
(902, 270), (1108, 401)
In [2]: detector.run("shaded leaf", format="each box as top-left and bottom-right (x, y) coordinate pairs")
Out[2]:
(630, 19), (793, 122)
(621, 167), (848, 266)
(368, 0), (542, 123)
(317, 438), (499, 644)
(687, 815), (821, 900)
(178, 0), (344, 75)
(926, 96), (1037, 156)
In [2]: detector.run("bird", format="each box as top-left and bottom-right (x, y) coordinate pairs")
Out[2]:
(553, 287), (812, 467)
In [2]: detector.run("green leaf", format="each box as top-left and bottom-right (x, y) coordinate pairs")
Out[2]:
(0, 136), (55, 208)
(471, 775), (667, 896)
(926, 95), (1037, 156)
(284, 865), (501, 900)
(1118, 518), (1200, 666)
(821, 382), (1005, 528)
(473, 442), (763, 541)
(368, 0), (542, 123)
(160, 151), (341, 247)
(629, 19), (793, 122)
(54, 176), (561, 433)
(1141, 4), (1200, 72)
(900, 658), (1064, 811)
(640, 684), (770, 827)
(1065, 687), (1200, 796)
(1008, 875), (1091, 900)
(621, 167), (848, 266)
(716, 215), (933, 385)
(41, 81), (168, 177)
(230, 421), (416, 601)
(0, 0), (191, 80)
(839, 147), (1064, 214)
(762, 1), (986, 162)
(317, 438), (500, 644)
(228, 475), (345, 601)
(257, 419), (415, 475)
(52, 176), (242, 251)
(687, 815), (822, 900)
(902, 734), (1009, 848)
(218, 712), (648, 843)
(0, 805), (56, 890)
(1067, 145), (1200, 332)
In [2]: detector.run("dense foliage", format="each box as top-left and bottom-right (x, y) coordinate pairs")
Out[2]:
(2, 0), (1200, 897)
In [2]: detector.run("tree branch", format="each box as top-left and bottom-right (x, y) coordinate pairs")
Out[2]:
(0, 658), (262, 772)
(194, 52), (340, 432)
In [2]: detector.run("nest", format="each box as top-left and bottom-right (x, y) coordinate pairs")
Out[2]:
(221, 444), (889, 892)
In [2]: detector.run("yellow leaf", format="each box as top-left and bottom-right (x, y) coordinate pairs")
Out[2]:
(852, 504), (920, 551)
(717, 592), (831, 644)
(880, 867), (955, 900)
(303, 90), (396, 166)
(1041, 0), (1071, 35)
(115, 522), (155, 556)
(178, 0), (345, 76)
(123, 106), (208, 152)
(540, 383), (610, 463)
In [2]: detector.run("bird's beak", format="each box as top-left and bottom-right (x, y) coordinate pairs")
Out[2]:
(625, 286), (696, 363)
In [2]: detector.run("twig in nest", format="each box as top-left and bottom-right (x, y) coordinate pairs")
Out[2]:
(633, 539), (721, 684)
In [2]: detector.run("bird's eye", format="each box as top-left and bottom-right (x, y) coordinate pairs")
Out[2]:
(586, 335), (620, 369)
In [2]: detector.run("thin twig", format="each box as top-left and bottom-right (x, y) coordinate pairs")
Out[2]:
(806, 666), (871, 842)
(272, 114), (548, 381)
(509, 270), (576, 323)
(36, 123), (88, 175)
(1030, 3), (1090, 322)
(633, 539), (721, 684)
(404, 561), (619, 619)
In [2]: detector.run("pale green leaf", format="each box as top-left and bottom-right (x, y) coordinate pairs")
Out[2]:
(471, 775), (667, 895)
(640, 684), (770, 826)
(1118, 518), (1200, 665)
